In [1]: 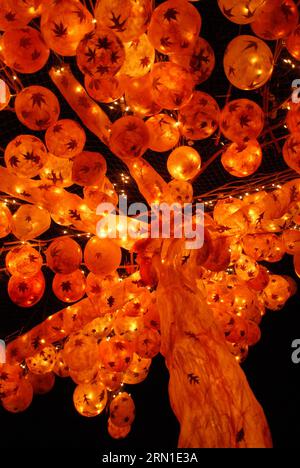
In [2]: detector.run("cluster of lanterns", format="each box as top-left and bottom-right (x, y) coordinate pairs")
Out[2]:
(0, 0), (300, 446)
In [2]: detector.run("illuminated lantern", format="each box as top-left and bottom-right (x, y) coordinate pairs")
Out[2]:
(0, 0), (33, 30)
(218, 0), (266, 24)
(39, 153), (73, 188)
(221, 140), (262, 177)
(84, 179), (118, 210)
(83, 313), (114, 339)
(224, 35), (274, 90)
(114, 308), (144, 341)
(53, 350), (69, 378)
(221, 314), (248, 345)
(50, 193), (85, 226)
(70, 366), (99, 385)
(1, 379), (33, 413)
(110, 392), (135, 427)
(0, 363), (23, 399)
(145, 114), (180, 152)
(109, 116), (149, 160)
(282, 229), (300, 254)
(148, 0), (201, 55)
(108, 419), (131, 439)
(98, 368), (123, 392)
(166, 180), (193, 204)
(286, 25), (300, 61)
(283, 275), (298, 297)
(26, 345), (56, 374)
(41, 0), (94, 56)
(6, 245), (43, 278)
(234, 254), (259, 281)
(98, 336), (133, 372)
(85, 74), (124, 103)
(8, 271), (45, 308)
(76, 27), (125, 77)
(123, 73), (161, 117)
(247, 266), (270, 292)
(123, 352), (151, 384)
(5, 135), (47, 178)
(135, 328), (161, 359)
(213, 197), (244, 225)
(95, 0), (152, 43)
(151, 62), (194, 110)
(84, 238), (122, 276)
(120, 34), (155, 78)
(72, 151), (107, 187)
(46, 237), (82, 274)
(52, 270), (86, 303)
(220, 99), (264, 143)
(28, 371), (55, 394)
(170, 37), (215, 85)
(63, 332), (99, 372)
(15, 86), (60, 131)
(11, 205), (51, 241)
(178, 91), (220, 140)
(73, 382), (107, 417)
(167, 146), (201, 181)
(1, 27), (49, 73)
(206, 283), (235, 315)
(0, 202), (12, 238)
(243, 233), (280, 261)
(251, 0), (298, 41)
(0, 79), (10, 110)
(45, 119), (86, 159)
(283, 133), (300, 174)
(262, 275), (291, 311)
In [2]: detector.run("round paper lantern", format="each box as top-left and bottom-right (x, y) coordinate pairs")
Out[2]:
(6, 245), (43, 278)
(148, 0), (201, 55)
(220, 99), (264, 143)
(5, 135), (47, 178)
(52, 270), (86, 303)
(108, 418), (131, 439)
(46, 237), (82, 274)
(72, 151), (107, 186)
(234, 254), (259, 281)
(151, 62), (194, 110)
(262, 275), (291, 311)
(170, 36), (215, 85)
(83, 314), (114, 340)
(218, 0), (266, 24)
(73, 382), (107, 417)
(221, 140), (262, 177)
(166, 180), (193, 204)
(0, 0), (33, 30)
(28, 371), (55, 394)
(26, 345), (56, 375)
(0, 79), (10, 110)
(84, 183), (118, 211)
(145, 114), (180, 152)
(45, 119), (86, 159)
(99, 336), (133, 372)
(8, 271), (45, 308)
(63, 332), (99, 372)
(98, 368), (123, 392)
(123, 73), (161, 117)
(84, 237), (122, 276)
(224, 35), (274, 90)
(251, 0), (298, 41)
(1, 27), (49, 73)
(0, 363), (23, 399)
(178, 91), (220, 140)
(77, 27), (125, 77)
(114, 309), (144, 342)
(110, 392), (135, 427)
(135, 328), (160, 358)
(53, 350), (69, 378)
(120, 34), (155, 78)
(123, 352), (151, 384)
(167, 146), (201, 181)
(85, 74), (124, 103)
(247, 266), (269, 292)
(0, 202), (12, 238)
(15, 86), (60, 131)
(39, 153), (73, 188)
(213, 197), (244, 225)
(1, 379), (33, 413)
(109, 115), (149, 160)
(41, 0), (94, 56)
(282, 229), (300, 254)
(70, 366), (99, 385)
(286, 25), (300, 61)
(11, 205), (51, 241)
(283, 133), (300, 174)
(95, 0), (152, 43)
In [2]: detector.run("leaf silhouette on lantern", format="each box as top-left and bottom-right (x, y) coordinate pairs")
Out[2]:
(61, 281), (72, 292)
(9, 156), (20, 168)
(52, 22), (68, 38)
(96, 37), (112, 50)
(69, 210), (81, 221)
(31, 93), (46, 109)
(72, 9), (86, 24)
(18, 282), (29, 293)
(109, 12), (127, 33)
(163, 8), (179, 22)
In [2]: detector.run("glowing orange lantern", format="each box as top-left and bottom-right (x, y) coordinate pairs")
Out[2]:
(52, 270), (86, 303)
(220, 99), (264, 142)
(45, 119), (86, 159)
(283, 133), (300, 174)
(0, 79), (10, 110)
(110, 392), (135, 427)
(0, 202), (12, 238)
(26, 345), (56, 374)
(46, 237), (82, 275)
(72, 151), (107, 186)
(39, 153), (73, 188)
(178, 91), (220, 140)
(221, 140), (262, 177)
(234, 254), (259, 281)
(8, 270), (45, 308)
(1, 378), (33, 413)
(120, 34), (155, 78)
(148, 0), (201, 55)
(108, 418), (131, 439)
(166, 180), (194, 204)
(5, 135), (47, 178)
(286, 25), (300, 61)
(167, 146), (201, 181)
(262, 275), (291, 311)
(73, 382), (107, 417)
(224, 35), (274, 90)
(0, 363), (23, 399)
(135, 328), (161, 358)
(218, 0), (266, 24)
(123, 352), (151, 384)
(15, 86), (60, 131)
(0, 0), (33, 30)
(84, 237), (122, 276)
(83, 313), (114, 339)
(109, 115), (150, 160)
(85, 74), (124, 103)
(69, 366), (99, 385)
(11, 205), (51, 241)
(28, 372), (55, 395)
(282, 229), (300, 254)
(99, 336), (133, 372)
(63, 332), (99, 372)
(98, 368), (123, 392)
(145, 114), (180, 152)
(53, 350), (69, 378)
(6, 245), (43, 278)
(251, 0), (298, 41)
(123, 73), (161, 117)
(84, 178), (118, 210)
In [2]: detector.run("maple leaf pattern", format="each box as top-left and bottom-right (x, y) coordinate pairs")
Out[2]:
(187, 373), (200, 384)
(61, 281), (72, 292)
(107, 296), (115, 307)
(72, 9), (86, 23)
(5, 11), (16, 22)
(9, 156), (20, 168)
(31, 92), (46, 109)
(31, 50), (41, 61)
(160, 36), (172, 48)
(239, 114), (251, 128)
(109, 12), (127, 32)
(163, 8), (178, 22)
(66, 139), (78, 151)
(52, 21), (68, 38)
(96, 36), (112, 50)
(18, 282), (29, 293)
(19, 37), (32, 48)
(69, 210), (81, 221)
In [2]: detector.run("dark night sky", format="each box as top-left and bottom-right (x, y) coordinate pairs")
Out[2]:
(1, 0), (300, 449)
